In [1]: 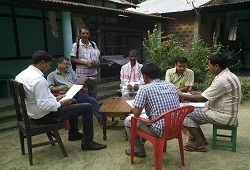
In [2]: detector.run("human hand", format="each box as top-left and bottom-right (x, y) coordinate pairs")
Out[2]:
(56, 94), (65, 101)
(59, 85), (69, 91)
(133, 84), (139, 91)
(127, 84), (133, 91)
(60, 98), (73, 106)
(85, 77), (91, 85)
(86, 62), (93, 68)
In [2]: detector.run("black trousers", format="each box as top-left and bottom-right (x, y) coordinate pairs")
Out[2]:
(32, 103), (94, 143)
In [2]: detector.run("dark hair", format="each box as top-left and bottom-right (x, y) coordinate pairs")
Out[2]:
(208, 53), (227, 69)
(79, 27), (90, 34)
(31, 50), (54, 64)
(174, 56), (188, 64)
(141, 62), (160, 79)
(128, 49), (138, 56)
(57, 56), (69, 64)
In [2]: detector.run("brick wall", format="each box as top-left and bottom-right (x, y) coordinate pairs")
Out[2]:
(162, 11), (226, 47)
(162, 11), (197, 46)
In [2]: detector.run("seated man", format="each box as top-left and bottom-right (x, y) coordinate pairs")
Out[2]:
(124, 63), (180, 157)
(16, 50), (107, 150)
(119, 49), (144, 97)
(165, 56), (194, 141)
(47, 56), (118, 127)
(179, 53), (241, 152)
(165, 56), (194, 92)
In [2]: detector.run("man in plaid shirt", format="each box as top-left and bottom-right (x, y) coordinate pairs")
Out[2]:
(124, 63), (180, 157)
(71, 27), (100, 99)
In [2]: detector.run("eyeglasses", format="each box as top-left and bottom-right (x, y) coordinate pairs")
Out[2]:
(60, 62), (71, 66)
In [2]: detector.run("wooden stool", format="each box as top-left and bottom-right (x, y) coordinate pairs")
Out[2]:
(212, 119), (238, 152)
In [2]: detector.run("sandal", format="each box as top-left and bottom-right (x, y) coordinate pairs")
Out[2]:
(125, 149), (146, 158)
(184, 144), (207, 152)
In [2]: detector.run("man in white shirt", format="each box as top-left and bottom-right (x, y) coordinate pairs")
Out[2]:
(16, 50), (107, 150)
(119, 49), (144, 97)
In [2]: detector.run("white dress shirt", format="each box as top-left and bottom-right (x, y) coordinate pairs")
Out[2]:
(16, 65), (61, 119)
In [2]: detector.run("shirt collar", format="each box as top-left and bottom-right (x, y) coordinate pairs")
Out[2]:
(29, 65), (44, 77)
(174, 67), (187, 76)
(55, 68), (70, 75)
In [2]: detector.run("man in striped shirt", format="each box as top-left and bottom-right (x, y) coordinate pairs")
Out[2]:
(179, 53), (241, 152)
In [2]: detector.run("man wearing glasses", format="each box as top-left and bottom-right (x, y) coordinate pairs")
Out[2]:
(47, 56), (118, 128)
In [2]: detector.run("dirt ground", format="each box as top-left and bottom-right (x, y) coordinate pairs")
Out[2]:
(0, 101), (249, 170)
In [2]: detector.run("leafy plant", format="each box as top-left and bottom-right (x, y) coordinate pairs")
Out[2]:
(241, 80), (250, 103)
(143, 25), (223, 91)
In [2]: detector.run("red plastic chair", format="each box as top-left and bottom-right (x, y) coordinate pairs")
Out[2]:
(130, 105), (194, 170)
(53, 87), (87, 130)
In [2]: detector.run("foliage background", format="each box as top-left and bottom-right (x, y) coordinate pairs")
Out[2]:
(143, 26), (249, 102)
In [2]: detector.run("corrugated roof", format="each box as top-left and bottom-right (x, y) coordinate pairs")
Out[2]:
(36, 0), (169, 20)
(127, 0), (212, 14)
(107, 0), (137, 8)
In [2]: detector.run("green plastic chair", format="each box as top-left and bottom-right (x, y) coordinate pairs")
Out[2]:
(212, 119), (238, 152)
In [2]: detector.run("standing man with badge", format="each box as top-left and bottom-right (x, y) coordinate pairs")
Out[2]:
(71, 27), (100, 99)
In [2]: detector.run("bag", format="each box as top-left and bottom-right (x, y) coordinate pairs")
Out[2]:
(72, 39), (95, 71)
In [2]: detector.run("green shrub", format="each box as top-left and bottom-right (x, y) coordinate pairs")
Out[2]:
(241, 80), (250, 103)
(143, 25), (222, 89)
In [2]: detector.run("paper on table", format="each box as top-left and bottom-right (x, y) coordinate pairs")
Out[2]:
(60, 84), (83, 101)
(180, 102), (206, 108)
(126, 99), (148, 118)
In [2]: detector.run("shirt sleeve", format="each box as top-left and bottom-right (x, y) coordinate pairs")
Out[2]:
(120, 66), (126, 87)
(133, 88), (147, 109)
(201, 79), (226, 101)
(32, 78), (61, 112)
(184, 70), (194, 86)
(165, 70), (171, 82)
(70, 42), (77, 57)
(47, 73), (55, 90)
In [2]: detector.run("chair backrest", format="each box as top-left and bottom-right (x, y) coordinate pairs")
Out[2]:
(161, 106), (194, 141)
(10, 79), (31, 128)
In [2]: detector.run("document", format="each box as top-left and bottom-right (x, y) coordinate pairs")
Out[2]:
(180, 102), (206, 108)
(126, 99), (147, 118)
(75, 75), (88, 85)
(60, 84), (83, 101)
(75, 75), (95, 85)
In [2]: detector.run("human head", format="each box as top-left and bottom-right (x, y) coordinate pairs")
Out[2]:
(79, 27), (90, 41)
(57, 56), (70, 72)
(208, 53), (227, 75)
(128, 49), (138, 66)
(141, 63), (160, 84)
(174, 56), (188, 74)
(31, 50), (54, 73)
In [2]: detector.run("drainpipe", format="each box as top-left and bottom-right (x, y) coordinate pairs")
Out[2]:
(62, 12), (73, 71)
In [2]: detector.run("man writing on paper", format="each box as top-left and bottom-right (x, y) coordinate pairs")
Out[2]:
(47, 56), (118, 127)
(124, 63), (180, 157)
(179, 53), (241, 152)
(165, 56), (194, 142)
(165, 56), (194, 92)
(119, 49), (144, 97)
(16, 50), (106, 150)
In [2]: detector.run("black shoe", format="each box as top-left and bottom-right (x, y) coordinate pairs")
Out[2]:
(68, 132), (83, 141)
(81, 141), (107, 150)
